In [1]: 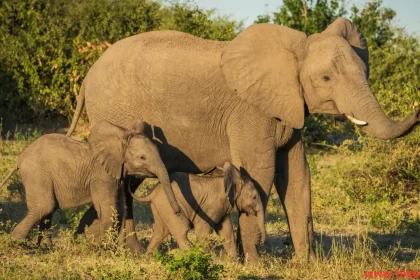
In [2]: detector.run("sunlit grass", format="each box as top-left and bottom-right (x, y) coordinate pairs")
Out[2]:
(0, 127), (419, 279)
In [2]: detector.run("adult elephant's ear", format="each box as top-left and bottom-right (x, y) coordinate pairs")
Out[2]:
(220, 24), (307, 129)
(322, 18), (369, 78)
(89, 120), (125, 179)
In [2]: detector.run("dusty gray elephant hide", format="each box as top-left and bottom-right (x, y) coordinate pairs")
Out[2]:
(132, 162), (265, 258)
(0, 120), (179, 249)
(67, 18), (420, 262)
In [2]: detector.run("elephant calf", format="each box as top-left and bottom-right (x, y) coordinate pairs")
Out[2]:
(131, 162), (266, 258)
(0, 120), (181, 246)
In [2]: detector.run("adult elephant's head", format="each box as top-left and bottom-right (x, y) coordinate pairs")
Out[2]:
(221, 18), (420, 140)
(89, 120), (181, 214)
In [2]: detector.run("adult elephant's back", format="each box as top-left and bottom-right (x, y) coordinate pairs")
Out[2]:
(68, 30), (233, 173)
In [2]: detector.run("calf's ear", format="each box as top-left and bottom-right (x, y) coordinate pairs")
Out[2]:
(223, 162), (241, 195)
(89, 120), (126, 179)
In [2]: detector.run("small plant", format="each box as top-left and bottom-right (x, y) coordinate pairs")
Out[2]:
(56, 205), (90, 230)
(101, 208), (123, 252)
(155, 245), (224, 280)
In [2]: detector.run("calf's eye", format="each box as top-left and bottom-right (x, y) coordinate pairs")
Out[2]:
(322, 75), (331, 82)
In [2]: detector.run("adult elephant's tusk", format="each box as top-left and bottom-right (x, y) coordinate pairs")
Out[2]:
(345, 114), (368, 126)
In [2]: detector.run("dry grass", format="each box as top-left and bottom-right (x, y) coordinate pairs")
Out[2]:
(0, 126), (419, 279)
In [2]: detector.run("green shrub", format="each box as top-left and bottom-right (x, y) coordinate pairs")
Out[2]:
(351, 1), (420, 120)
(0, 0), (239, 121)
(159, 2), (238, 41)
(155, 245), (224, 280)
(316, 131), (420, 205)
(55, 205), (90, 230)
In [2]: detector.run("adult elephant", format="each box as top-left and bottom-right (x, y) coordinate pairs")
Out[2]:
(67, 18), (420, 261)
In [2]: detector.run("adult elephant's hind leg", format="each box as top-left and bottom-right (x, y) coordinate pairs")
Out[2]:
(275, 130), (315, 261)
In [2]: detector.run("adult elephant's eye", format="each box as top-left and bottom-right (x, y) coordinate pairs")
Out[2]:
(322, 75), (331, 82)
(140, 156), (146, 160)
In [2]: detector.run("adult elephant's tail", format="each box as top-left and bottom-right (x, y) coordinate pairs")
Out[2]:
(66, 83), (86, 136)
(0, 164), (18, 188)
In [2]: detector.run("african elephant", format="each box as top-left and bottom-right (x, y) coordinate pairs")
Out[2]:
(131, 162), (265, 258)
(66, 18), (420, 262)
(0, 120), (180, 247)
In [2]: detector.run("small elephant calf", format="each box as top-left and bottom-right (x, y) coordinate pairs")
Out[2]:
(0, 120), (181, 246)
(131, 162), (266, 258)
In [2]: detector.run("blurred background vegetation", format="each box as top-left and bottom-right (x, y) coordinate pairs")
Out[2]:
(0, 0), (239, 124)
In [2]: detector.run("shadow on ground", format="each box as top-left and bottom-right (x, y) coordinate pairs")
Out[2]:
(1, 179), (418, 263)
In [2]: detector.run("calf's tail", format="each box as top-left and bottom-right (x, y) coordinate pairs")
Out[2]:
(0, 164), (18, 188)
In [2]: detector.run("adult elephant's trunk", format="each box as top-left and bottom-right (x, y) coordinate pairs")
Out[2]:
(346, 87), (420, 140)
(256, 198), (266, 245)
(150, 162), (181, 214)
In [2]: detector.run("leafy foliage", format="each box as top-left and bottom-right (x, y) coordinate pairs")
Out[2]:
(338, 138), (419, 203)
(155, 245), (224, 280)
(350, 1), (420, 119)
(272, 0), (346, 35)
(160, 2), (238, 41)
(0, 0), (239, 121)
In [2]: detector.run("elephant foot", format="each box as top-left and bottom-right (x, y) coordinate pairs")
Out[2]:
(123, 219), (146, 255)
(310, 251), (317, 262)
(244, 251), (261, 263)
(85, 220), (101, 239)
(221, 252), (239, 263)
(291, 251), (317, 264)
(39, 236), (53, 248)
(238, 239), (262, 263)
(127, 239), (146, 256)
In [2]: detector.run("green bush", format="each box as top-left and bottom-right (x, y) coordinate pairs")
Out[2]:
(351, 1), (420, 120)
(159, 2), (238, 41)
(155, 245), (224, 280)
(0, 0), (239, 121)
(323, 132), (420, 204)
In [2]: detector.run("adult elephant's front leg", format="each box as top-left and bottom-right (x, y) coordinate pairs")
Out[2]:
(230, 133), (275, 263)
(275, 130), (315, 261)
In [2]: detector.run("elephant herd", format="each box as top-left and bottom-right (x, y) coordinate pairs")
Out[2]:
(1, 17), (419, 262)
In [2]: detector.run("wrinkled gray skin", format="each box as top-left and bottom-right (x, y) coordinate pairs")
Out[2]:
(0, 120), (178, 248)
(132, 162), (265, 259)
(67, 18), (420, 262)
